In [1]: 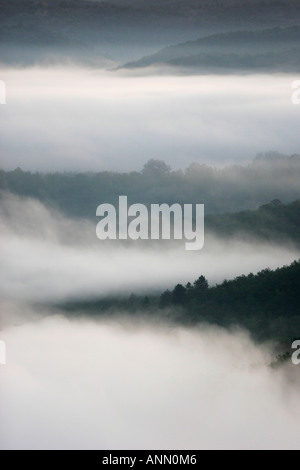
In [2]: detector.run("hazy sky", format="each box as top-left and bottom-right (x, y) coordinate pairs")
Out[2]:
(0, 67), (299, 172)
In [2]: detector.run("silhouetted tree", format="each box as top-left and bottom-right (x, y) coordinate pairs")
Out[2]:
(172, 284), (186, 305)
(159, 290), (172, 308)
(142, 296), (150, 309)
(142, 159), (171, 177)
(194, 275), (208, 291)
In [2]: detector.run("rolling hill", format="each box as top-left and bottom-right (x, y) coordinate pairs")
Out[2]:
(122, 25), (300, 72)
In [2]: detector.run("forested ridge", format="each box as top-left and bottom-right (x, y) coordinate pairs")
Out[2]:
(206, 199), (300, 245)
(1, 152), (300, 216)
(123, 25), (300, 72)
(2, 154), (300, 342)
(60, 260), (300, 343)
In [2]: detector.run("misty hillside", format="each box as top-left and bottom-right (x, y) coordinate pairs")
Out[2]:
(162, 259), (300, 342)
(1, 152), (299, 217)
(60, 260), (300, 343)
(122, 26), (300, 72)
(1, 0), (300, 65)
(2, 0), (299, 42)
(206, 200), (300, 246)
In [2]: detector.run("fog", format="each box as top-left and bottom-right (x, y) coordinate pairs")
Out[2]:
(0, 194), (299, 449)
(0, 67), (299, 172)
(1, 0), (300, 451)
(0, 192), (298, 304)
(0, 313), (299, 450)
(1, 65), (300, 451)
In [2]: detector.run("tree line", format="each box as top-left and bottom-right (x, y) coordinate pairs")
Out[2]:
(60, 260), (300, 343)
(1, 152), (300, 217)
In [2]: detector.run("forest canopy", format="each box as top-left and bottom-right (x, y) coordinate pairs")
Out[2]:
(0, 152), (300, 217)
(61, 260), (300, 343)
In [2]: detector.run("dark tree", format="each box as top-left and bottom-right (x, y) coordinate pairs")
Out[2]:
(142, 296), (150, 309)
(142, 159), (171, 177)
(172, 284), (186, 305)
(159, 290), (172, 308)
(194, 275), (208, 291)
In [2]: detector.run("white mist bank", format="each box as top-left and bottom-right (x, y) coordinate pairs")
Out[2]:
(0, 314), (299, 450)
(0, 67), (300, 171)
(0, 193), (298, 303)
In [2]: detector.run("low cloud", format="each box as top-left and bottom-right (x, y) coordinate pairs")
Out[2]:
(0, 192), (298, 303)
(0, 193), (299, 450)
(0, 67), (299, 172)
(0, 313), (299, 450)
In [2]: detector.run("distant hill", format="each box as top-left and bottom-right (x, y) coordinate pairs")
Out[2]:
(122, 26), (300, 72)
(1, 0), (300, 65)
(206, 199), (300, 246)
(1, 152), (299, 217)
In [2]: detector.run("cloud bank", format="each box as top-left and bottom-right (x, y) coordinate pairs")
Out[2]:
(0, 68), (299, 172)
(0, 314), (299, 450)
(0, 192), (298, 303)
